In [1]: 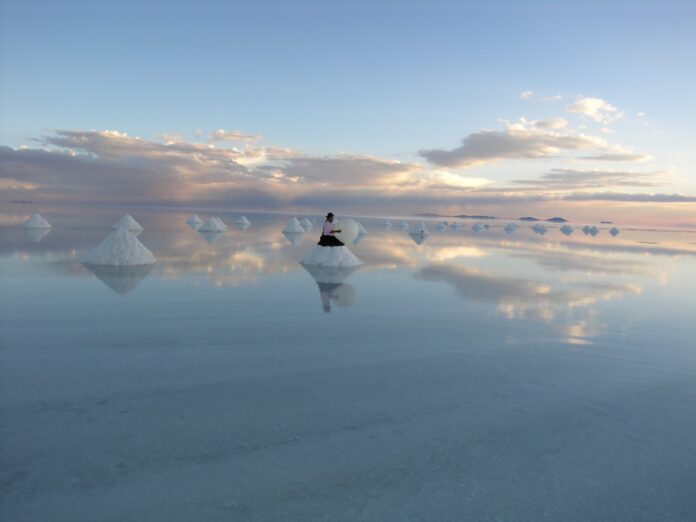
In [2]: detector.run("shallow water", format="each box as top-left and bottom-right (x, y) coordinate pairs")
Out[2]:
(2, 206), (696, 521)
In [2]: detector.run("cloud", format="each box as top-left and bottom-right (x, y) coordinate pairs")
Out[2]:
(533, 118), (568, 129)
(563, 192), (696, 203)
(208, 129), (262, 143)
(582, 148), (651, 162)
(567, 97), (623, 124)
(419, 126), (605, 168)
(520, 90), (534, 99)
(514, 168), (672, 189)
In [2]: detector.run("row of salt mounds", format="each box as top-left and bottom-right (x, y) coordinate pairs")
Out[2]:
(187, 214), (203, 227)
(21, 213), (52, 229)
(113, 214), (143, 233)
(199, 217), (227, 232)
(300, 244), (363, 268)
(82, 227), (156, 266)
(283, 217), (306, 234)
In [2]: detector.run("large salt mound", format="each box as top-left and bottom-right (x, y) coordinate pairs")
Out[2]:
(199, 217), (226, 232)
(83, 227), (156, 266)
(21, 213), (51, 229)
(187, 214), (203, 228)
(25, 228), (51, 242)
(113, 214), (143, 233)
(236, 216), (251, 226)
(283, 217), (305, 234)
(300, 245), (363, 267)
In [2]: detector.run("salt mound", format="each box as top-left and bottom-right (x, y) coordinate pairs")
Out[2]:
(300, 217), (313, 230)
(25, 228), (51, 242)
(300, 245), (363, 267)
(21, 213), (51, 229)
(504, 223), (518, 233)
(435, 221), (448, 231)
(582, 225), (599, 236)
(236, 216), (251, 226)
(283, 231), (304, 246)
(356, 220), (368, 235)
(411, 221), (430, 236)
(410, 233), (428, 245)
(560, 225), (574, 236)
(199, 231), (224, 244)
(113, 214), (143, 233)
(532, 224), (548, 235)
(450, 222), (462, 230)
(398, 221), (410, 231)
(187, 214), (203, 227)
(382, 219), (392, 228)
(83, 264), (153, 295)
(213, 217), (228, 230)
(610, 227), (620, 236)
(283, 217), (305, 234)
(199, 217), (226, 232)
(472, 222), (487, 232)
(83, 227), (156, 266)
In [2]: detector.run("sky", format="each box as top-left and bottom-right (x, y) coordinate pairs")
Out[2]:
(1, 0), (695, 225)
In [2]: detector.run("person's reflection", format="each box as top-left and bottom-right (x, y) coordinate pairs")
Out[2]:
(300, 263), (359, 312)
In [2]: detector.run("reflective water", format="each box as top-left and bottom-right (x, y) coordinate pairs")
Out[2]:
(2, 206), (696, 521)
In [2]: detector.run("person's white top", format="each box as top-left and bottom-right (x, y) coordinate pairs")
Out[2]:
(323, 221), (333, 235)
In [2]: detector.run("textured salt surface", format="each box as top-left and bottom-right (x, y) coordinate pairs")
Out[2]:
(113, 214), (143, 232)
(199, 217), (226, 232)
(283, 217), (305, 234)
(21, 213), (51, 229)
(82, 228), (156, 266)
(300, 245), (363, 267)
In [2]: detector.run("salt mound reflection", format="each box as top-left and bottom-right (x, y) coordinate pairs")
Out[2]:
(83, 263), (153, 295)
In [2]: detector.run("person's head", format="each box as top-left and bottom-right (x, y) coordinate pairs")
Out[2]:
(326, 212), (334, 223)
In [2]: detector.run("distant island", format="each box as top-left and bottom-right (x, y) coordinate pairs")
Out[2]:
(453, 214), (496, 220)
(11, 200), (34, 204)
(414, 213), (497, 220)
(600, 221), (614, 224)
(519, 216), (568, 222)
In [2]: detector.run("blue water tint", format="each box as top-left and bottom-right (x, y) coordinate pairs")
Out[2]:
(1, 206), (696, 521)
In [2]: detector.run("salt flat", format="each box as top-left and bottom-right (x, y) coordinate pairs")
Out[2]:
(1, 207), (695, 521)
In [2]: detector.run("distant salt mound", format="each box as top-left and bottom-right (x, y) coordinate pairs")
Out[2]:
(283, 217), (305, 234)
(236, 216), (251, 226)
(582, 225), (599, 237)
(300, 217), (313, 230)
(435, 221), (448, 231)
(410, 233), (428, 245)
(25, 228), (51, 242)
(187, 214), (203, 229)
(21, 213), (51, 229)
(610, 227), (620, 236)
(83, 227), (156, 266)
(450, 222), (462, 230)
(397, 221), (410, 231)
(382, 219), (392, 228)
(532, 224), (548, 235)
(199, 231), (224, 244)
(356, 220), (368, 235)
(113, 214), (143, 233)
(472, 222), (487, 232)
(283, 231), (304, 246)
(410, 221), (430, 236)
(213, 217), (228, 230)
(300, 245), (363, 267)
(504, 223), (518, 233)
(560, 225), (574, 235)
(199, 217), (226, 232)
